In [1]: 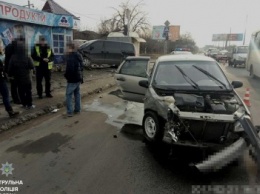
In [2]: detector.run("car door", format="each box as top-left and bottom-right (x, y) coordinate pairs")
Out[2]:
(115, 59), (149, 103)
(104, 41), (121, 65)
(89, 41), (104, 64)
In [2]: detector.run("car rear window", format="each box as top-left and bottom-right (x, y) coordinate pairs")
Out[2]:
(120, 60), (148, 77)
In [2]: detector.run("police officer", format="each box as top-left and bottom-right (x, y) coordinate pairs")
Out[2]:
(31, 37), (54, 99)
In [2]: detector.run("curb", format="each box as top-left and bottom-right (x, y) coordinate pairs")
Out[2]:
(0, 83), (116, 133)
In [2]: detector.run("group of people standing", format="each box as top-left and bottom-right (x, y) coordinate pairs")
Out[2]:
(0, 36), (83, 118)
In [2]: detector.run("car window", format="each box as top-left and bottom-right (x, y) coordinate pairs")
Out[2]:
(105, 42), (120, 52)
(119, 60), (148, 77)
(91, 41), (103, 52)
(237, 47), (248, 53)
(153, 61), (231, 90)
(122, 43), (135, 55)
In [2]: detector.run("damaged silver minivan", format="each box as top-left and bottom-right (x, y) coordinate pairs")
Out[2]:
(115, 55), (260, 173)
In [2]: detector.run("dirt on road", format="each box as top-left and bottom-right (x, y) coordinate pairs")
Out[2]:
(0, 67), (117, 132)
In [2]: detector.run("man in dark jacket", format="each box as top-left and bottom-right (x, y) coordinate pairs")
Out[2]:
(8, 38), (35, 109)
(64, 43), (83, 117)
(0, 59), (19, 117)
(4, 39), (20, 104)
(31, 37), (54, 99)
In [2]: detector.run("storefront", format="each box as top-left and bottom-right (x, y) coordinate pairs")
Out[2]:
(0, 1), (79, 64)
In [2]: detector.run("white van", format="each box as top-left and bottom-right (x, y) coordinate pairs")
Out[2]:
(246, 30), (260, 78)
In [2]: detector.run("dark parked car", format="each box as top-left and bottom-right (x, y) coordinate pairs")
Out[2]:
(78, 40), (135, 67)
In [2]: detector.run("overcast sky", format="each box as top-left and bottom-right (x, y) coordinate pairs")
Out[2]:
(3, 0), (260, 47)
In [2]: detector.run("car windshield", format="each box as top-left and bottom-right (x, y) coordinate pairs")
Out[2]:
(79, 40), (95, 49)
(237, 47), (248, 53)
(153, 61), (231, 91)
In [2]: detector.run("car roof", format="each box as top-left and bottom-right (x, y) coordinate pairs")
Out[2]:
(126, 56), (150, 60)
(157, 54), (215, 62)
(171, 51), (192, 54)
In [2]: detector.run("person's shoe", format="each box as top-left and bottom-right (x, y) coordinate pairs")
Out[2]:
(46, 94), (53, 98)
(26, 105), (36, 109)
(8, 111), (20, 118)
(62, 113), (73, 117)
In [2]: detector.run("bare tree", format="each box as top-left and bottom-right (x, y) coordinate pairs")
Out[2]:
(98, 0), (150, 36)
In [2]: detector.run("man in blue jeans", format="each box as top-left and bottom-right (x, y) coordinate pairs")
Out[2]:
(64, 43), (83, 117)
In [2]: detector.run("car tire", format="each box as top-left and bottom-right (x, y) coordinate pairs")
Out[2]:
(83, 58), (92, 69)
(250, 65), (255, 79)
(233, 60), (237, 68)
(143, 111), (165, 143)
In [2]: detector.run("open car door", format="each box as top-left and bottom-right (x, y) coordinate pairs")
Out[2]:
(115, 57), (150, 103)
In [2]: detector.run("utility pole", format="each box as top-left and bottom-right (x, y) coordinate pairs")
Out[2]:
(164, 20), (170, 54)
(126, 9), (131, 36)
(225, 28), (231, 49)
(243, 14), (248, 45)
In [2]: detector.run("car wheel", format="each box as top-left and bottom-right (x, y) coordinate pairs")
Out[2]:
(143, 111), (164, 143)
(83, 58), (92, 69)
(250, 65), (255, 79)
(233, 60), (237, 68)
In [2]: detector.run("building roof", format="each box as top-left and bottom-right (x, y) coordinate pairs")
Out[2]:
(42, 0), (79, 19)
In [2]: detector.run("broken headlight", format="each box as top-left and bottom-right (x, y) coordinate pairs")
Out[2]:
(234, 121), (244, 132)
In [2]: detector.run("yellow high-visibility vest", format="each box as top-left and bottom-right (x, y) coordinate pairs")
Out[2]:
(34, 46), (53, 69)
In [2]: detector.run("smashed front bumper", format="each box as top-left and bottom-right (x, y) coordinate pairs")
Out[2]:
(193, 116), (260, 173)
(193, 137), (247, 173)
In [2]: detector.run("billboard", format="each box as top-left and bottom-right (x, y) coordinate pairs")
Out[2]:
(152, 25), (180, 41)
(212, 33), (244, 41)
(169, 25), (180, 41)
(152, 26), (165, 40)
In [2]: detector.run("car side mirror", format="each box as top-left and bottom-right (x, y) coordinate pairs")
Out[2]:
(139, 80), (149, 88)
(231, 81), (243, 89)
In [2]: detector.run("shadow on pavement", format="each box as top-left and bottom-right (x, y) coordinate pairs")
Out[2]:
(119, 123), (241, 182)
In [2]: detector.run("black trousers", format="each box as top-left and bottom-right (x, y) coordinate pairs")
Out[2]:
(36, 68), (51, 97)
(10, 79), (20, 103)
(0, 81), (13, 112)
(18, 82), (32, 107)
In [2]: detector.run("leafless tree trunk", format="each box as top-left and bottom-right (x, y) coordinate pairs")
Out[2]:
(98, 0), (150, 36)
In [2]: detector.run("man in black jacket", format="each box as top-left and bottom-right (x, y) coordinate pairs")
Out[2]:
(4, 39), (20, 104)
(0, 59), (19, 117)
(31, 37), (54, 99)
(8, 39), (35, 109)
(64, 43), (83, 117)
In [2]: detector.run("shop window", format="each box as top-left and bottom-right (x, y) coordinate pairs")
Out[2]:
(53, 34), (65, 54)
(53, 34), (72, 55)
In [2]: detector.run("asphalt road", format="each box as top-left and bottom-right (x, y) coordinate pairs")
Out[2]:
(0, 64), (260, 194)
